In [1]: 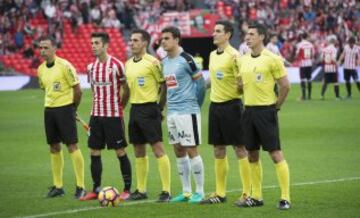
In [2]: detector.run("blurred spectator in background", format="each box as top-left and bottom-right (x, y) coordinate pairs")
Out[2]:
(14, 26), (24, 49)
(23, 44), (34, 58)
(102, 9), (122, 29)
(194, 53), (204, 71)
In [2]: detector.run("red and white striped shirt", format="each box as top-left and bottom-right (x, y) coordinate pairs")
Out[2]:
(322, 44), (338, 73)
(343, 44), (360, 70)
(296, 40), (315, 67)
(87, 55), (125, 117)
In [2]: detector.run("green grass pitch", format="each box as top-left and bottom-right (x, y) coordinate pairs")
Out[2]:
(0, 83), (359, 218)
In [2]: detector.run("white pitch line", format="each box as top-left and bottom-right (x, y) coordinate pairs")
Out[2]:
(17, 176), (360, 218)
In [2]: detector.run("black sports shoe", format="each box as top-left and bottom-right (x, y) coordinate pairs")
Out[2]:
(130, 189), (148, 201)
(278, 200), (291, 210)
(199, 194), (226, 204)
(157, 191), (171, 202)
(74, 186), (87, 199)
(46, 186), (65, 198)
(234, 197), (264, 207)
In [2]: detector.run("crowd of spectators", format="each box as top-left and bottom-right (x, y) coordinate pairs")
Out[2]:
(206, 0), (359, 63)
(0, 0), (194, 55)
(0, 0), (359, 66)
(0, 0), (123, 55)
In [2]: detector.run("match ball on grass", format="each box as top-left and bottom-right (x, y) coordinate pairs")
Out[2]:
(98, 186), (120, 207)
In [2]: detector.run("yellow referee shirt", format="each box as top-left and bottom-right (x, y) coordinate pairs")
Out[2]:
(125, 53), (164, 104)
(237, 48), (287, 106)
(38, 56), (79, 108)
(209, 44), (241, 102)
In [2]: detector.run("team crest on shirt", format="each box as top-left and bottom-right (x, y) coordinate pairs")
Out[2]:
(53, 82), (61, 91)
(256, 73), (263, 82)
(106, 67), (115, 74)
(216, 71), (224, 80)
(165, 74), (178, 89)
(137, 77), (145, 87)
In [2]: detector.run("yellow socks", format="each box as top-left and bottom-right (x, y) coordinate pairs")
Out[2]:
(157, 155), (171, 193)
(215, 156), (229, 197)
(136, 156), (149, 193)
(275, 160), (290, 202)
(250, 160), (263, 200)
(70, 149), (85, 188)
(51, 150), (64, 188)
(238, 157), (251, 197)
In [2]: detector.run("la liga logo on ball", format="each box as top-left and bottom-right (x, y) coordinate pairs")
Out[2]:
(98, 186), (121, 207)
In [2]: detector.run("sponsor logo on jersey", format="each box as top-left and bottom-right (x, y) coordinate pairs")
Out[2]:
(91, 81), (112, 86)
(165, 74), (178, 89)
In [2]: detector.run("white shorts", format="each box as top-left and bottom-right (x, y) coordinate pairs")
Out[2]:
(167, 113), (201, 146)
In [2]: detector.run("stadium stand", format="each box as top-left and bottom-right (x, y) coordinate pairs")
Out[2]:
(0, 0), (128, 76)
(0, 0), (359, 76)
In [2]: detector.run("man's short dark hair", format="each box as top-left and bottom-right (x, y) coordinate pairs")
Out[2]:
(216, 20), (234, 39)
(348, 36), (356, 44)
(131, 29), (151, 46)
(39, 36), (57, 47)
(269, 33), (277, 39)
(301, 32), (308, 40)
(161, 26), (181, 41)
(91, 32), (110, 44)
(248, 22), (267, 42)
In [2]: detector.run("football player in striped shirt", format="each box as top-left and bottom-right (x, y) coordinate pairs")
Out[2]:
(80, 32), (132, 201)
(338, 36), (360, 99)
(295, 33), (315, 100)
(320, 37), (341, 100)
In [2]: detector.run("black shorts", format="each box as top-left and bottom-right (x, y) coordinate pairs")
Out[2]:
(208, 99), (244, 145)
(44, 104), (78, 145)
(324, 72), (338, 83)
(242, 105), (281, 152)
(300, 67), (312, 80)
(88, 116), (127, 150)
(129, 103), (162, 145)
(344, 69), (359, 82)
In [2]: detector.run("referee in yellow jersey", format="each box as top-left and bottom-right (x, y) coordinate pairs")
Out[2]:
(200, 20), (251, 205)
(37, 36), (86, 199)
(122, 29), (171, 202)
(237, 23), (291, 210)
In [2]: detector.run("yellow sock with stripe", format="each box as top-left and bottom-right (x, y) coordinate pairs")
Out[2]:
(250, 160), (263, 200)
(136, 156), (149, 193)
(275, 160), (290, 202)
(51, 151), (64, 188)
(215, 156), (229, 198)
(238, 157), (251, 197)
(157, 155), (171, 193)
(70, 149), (85, 188)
